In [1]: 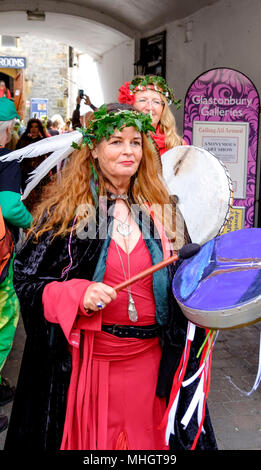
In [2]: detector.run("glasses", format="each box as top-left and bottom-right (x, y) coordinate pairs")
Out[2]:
(136, 98), (164, 107)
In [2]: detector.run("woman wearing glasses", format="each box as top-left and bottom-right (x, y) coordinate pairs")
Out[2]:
(118, 75), (185, 169)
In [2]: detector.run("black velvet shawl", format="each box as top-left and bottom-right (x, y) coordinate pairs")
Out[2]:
(4, 203), (217, 451)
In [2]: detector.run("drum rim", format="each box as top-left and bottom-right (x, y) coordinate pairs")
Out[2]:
(176, 295), (261, 330)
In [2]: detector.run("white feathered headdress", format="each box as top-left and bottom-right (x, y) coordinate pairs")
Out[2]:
(0, 131), (83, 200)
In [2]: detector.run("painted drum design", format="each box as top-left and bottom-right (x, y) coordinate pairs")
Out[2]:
(173, 228), (261, 329)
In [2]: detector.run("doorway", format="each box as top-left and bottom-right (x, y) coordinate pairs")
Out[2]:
(0, 72), (13, 97)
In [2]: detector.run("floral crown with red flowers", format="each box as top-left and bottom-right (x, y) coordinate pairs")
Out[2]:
(118, 75), (181, 109)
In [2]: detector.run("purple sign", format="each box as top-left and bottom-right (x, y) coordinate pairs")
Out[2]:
(184, 68), (260, 228)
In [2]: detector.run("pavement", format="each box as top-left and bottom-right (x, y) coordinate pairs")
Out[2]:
(1, 318), (261, 451)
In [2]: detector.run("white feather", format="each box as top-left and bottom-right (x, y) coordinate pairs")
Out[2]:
(0, 131), (83, 200)
(0, 131), (82, 162)
(20, 131), (83, 200)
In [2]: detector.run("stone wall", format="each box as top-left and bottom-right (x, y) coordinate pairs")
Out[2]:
(1, 35), (69, 123)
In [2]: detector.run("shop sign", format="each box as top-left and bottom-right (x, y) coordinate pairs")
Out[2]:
(221, 206), (245, 234)
(30, 98), (48, 118)
(0, 56), (26, 68)
(184, 68), (260, 228)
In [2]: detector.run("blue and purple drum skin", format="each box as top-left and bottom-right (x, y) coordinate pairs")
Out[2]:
(173, 229), (261, 330)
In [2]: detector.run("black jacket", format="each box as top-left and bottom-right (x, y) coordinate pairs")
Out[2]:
(5, 202), (217, 451)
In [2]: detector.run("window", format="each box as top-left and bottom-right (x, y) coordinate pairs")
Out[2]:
(1, 36), (18, 48)
(135, 31), (166, 78)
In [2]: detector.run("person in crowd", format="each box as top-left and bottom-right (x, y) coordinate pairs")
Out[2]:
(4, 103), (217, 451)
(16, 118), (48, 150)
(0, 81), (11, 100)
(0, 97), (32, 434)
(62, 119), (72, 133)
(6, 121), (20, 151)
(51, 114), (65, 133)
(16, 118), (49, 212)
(46, 119), (52, 135)
(118, 75), (185, 172)
(47, 119), (59, 136)
(72, 92), (97, 130)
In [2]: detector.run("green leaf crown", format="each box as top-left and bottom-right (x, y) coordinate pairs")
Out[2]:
(129, 75), (181, 109)
(72, 104), (155, 150)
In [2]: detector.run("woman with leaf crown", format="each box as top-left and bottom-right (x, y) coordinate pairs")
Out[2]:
(118, 75), (185, 172)
(4, 103), (217, 452)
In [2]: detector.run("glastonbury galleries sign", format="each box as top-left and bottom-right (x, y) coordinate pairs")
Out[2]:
(0, 56), (26, 68)
(184, 68), (260, 229)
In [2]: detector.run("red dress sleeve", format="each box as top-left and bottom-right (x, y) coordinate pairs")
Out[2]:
(42, 278), (101, 347)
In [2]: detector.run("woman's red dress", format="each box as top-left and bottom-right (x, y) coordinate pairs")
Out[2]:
(43, 235), (168, 450)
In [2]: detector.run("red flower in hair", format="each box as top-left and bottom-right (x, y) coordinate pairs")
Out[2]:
(118, 81), (135, 105)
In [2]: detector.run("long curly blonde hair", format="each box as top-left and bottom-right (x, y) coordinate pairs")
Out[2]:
(29, 108), (177, 242)
(159, 94), (184, 149)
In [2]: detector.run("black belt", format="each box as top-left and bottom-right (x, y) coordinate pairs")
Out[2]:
(101, 324), (161, 339)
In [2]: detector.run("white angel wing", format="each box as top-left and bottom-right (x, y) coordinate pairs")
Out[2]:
(0, 131), (82, 162)
(22, 146), (73, 200)
(0, 131), (83, 200)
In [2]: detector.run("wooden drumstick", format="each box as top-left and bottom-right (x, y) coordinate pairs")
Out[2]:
(114, 243), (200, 293)
(83, 243), (200, 313)
(114, 253), (178, 292)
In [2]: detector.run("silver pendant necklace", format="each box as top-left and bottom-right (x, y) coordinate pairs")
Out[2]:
(116, 221), (133, 237)
(114, 240), (138, 323)
(127, 292), (138, 322)
(113, 208), (133, 237)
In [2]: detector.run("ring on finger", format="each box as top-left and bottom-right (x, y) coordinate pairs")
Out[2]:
(96, 302), (105, 309)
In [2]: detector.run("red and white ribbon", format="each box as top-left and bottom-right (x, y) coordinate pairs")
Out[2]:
(161, 321), (215, 449)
